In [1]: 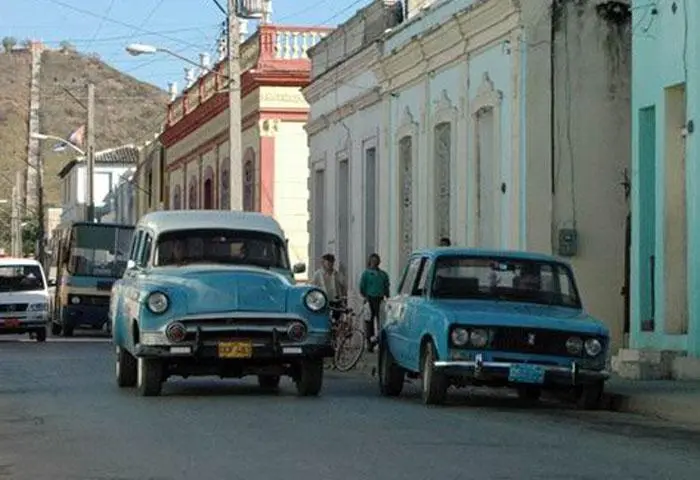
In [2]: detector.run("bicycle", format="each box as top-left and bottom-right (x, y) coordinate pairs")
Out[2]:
(327, 298), (366, 372)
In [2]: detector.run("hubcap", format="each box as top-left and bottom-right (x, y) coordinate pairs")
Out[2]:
(423, 352), (431, 393)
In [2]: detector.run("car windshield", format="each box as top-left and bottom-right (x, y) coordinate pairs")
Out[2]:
(431, 256), (581, 308)
(68, 225), (134, 278)
(0, 264), (45, 292)
(154, 229), (290, 270)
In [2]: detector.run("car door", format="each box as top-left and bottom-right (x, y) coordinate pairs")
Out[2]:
(114, 230), (143, 339)
(405, 257), (433, 370)
(385, 256), (422, 368)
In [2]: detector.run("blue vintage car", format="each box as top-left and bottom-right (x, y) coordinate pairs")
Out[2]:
(378, 248), (610, 409)
(110, 210), (333, 397)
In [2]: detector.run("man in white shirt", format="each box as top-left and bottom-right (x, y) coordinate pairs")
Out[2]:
(311, 253), (346, 321)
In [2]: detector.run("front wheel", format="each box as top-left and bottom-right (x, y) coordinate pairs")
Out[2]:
(421, 341), (448, 405)
(378, 340), (404, 397)
(137, 357), (163, 397)
(35, 327), (47, 342)
(334, 328), (365, 372)
(576, 381), (604, 410)
(295, 359), (323, 397)
(50, 322), (62, 336)
(116, 346), (137, 388)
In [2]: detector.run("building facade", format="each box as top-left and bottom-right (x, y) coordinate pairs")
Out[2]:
(57, 145), (139, 224)
(618, 0), (700, 379)
(305, 0), (632, 352)
(100, 168), (137, 225)
(160, 24), (331, 277)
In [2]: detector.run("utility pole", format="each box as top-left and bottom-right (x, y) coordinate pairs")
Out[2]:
(11, 172), (22, 257)
(227, 0), (243, 211)
(37, 149), (45, 262)
(86, 83), (96, 222)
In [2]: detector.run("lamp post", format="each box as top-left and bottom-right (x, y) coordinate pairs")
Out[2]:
(126, 0), (268, 211)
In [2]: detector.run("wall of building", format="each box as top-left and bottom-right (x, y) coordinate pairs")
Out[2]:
(630, 0), (700, 356)
(60, 163), (134, 223)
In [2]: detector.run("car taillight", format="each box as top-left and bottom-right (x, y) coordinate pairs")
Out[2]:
(287, 322), (306, 342)
(165, 322), (187, 342)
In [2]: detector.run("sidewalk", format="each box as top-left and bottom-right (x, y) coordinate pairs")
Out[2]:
(352, 352), (700, 427)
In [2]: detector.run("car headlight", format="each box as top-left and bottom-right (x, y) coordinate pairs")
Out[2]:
(303, 289), (327, 312)
(469, 329), (489, 348)
(71, 296), (81, 304)
(146, 291), (169, 314)
(566, 336), (583, 355)
(28, 302), (48, 312)
(584, 338), (602, 357)
(450, 327), (469, 346)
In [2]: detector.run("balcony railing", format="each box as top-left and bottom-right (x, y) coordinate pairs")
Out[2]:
(166, 24), (331, 127)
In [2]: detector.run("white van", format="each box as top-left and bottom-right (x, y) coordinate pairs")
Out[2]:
(0, 258), (50, 342)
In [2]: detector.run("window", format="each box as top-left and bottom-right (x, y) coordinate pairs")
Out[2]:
(0, 264), (45, 292)
(398, 136), (413, 271)
(67, 225), (134, 278)
(129, 230), (143, 261)
(203, 166), (214, 210)
(220, 161), (230, 209)
(433, 122), (451, 240)
(414, 258), (433, 296)
(172, 185), (182, 209)
(364, 146), (377, 258)
(431, 255), (581, 308)
(146, 169), (153, 207)
(154, 229), (290, 270)
(139, 234), (152, 267)
(243, 148), (256, 211)
(398, 257), (422, 295)
(188, 177), (198, 209)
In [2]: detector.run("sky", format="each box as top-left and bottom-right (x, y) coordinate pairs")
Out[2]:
(1, 0), (371, 90)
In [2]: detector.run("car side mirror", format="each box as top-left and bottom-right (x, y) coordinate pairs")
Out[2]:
(292, 262), (306, 274)
(47, 279), (56, 287)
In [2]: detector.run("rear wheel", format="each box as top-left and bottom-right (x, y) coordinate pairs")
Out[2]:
(136, 357), (163, 397)
(116, 346), (137, 388)
(378, 339), (404, 397)
(35, 327), (47, 342)
(50, 322), (62, 336)
(334, 328), (365, 372)
(295, 359), (323, 397)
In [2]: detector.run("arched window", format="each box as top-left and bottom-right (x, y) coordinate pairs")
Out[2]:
(188, 176), (198, 209)
(220, 158), (230, 210)
(243, 148), (256, 211)
(172, 185), (181, 210)
(203, 166), (214, 209)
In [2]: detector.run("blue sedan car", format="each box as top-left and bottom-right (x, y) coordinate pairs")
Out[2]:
(110, 210), (333, 397)
(378, 248), (610, 409)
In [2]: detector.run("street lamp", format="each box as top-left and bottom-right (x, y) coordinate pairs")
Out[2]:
(30, 132), (86, 156)
(126, 0), (269, 211)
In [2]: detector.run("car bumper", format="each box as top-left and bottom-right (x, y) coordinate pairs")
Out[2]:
(61, 305), (109, 328)
(0, 317), (47, 334)
(434, 354), (609, 388)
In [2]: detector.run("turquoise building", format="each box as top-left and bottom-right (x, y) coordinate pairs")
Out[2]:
(630, 0), (700, 359)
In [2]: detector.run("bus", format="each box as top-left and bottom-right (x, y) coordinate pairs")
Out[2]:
(47, 221), (134, 336)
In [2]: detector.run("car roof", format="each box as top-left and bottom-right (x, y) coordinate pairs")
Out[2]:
(410, 247), (569, 264)
(0, 257), (43, 267)
(137, 210), (286, 238)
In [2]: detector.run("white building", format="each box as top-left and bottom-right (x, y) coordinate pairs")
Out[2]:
(304, 0), (632, 353)
(58, 145), (139, 224)
(100, 168), (137, 225)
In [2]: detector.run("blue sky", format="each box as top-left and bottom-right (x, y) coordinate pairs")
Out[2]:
(1, 0), (370, 90)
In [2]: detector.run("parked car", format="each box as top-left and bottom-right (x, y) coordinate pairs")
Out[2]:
(378, 248), (610, 409)
(110, 210), (333, 397)
(0, 257), (52, 342)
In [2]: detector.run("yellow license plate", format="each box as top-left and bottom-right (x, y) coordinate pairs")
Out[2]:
(217, 340), (253, 359)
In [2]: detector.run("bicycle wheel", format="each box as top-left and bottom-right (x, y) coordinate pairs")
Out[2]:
(333, 327), (366, 372)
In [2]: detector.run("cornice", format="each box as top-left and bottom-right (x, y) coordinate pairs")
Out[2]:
(305, 86), (381, 137)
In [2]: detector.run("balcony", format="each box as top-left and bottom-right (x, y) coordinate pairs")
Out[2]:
(166, 24), (332, 127)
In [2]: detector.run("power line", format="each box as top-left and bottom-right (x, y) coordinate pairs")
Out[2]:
(83, 0), (117, 52)
(132, 0), (167, 36)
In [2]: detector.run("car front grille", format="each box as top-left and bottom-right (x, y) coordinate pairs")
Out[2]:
(180, 316), (300, 344)
(0, 303), (28, 313)
(489, 327), (597, 357)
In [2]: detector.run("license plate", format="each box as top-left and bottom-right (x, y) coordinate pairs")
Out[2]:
(217, 340), (253, 359)
(508, 364), (545, 384)
(4, 319), (20, 328)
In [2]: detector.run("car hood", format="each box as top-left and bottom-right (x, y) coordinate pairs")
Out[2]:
(0, 290), (48, 305)
(433, 299), (608, 336)
(148, 264), (290, 314)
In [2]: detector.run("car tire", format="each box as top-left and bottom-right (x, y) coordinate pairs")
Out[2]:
(576, 381), (604, 410)
(378, 340), (404, 397)
(295, 359), (323, 397)
(61, 324), (74, 337)
(136, 357), (163, 397)
(421, 341), (448, 406)
(258, 375), (281, 392)
(516, 387), (542, 403)
(50, 322), (62, 336)
(116, 346), (137, 388)
(35, 328), (47, 342)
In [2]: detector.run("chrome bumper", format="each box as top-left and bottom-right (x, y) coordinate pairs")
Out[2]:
(433, 353), (609, 386)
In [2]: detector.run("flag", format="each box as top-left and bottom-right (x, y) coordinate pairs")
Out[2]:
(52, 124), (85, 153)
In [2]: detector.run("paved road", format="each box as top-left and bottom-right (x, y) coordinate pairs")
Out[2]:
(2, 335), (700, 480)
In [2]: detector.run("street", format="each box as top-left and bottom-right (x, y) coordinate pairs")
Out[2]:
(1, 335), (700, 480)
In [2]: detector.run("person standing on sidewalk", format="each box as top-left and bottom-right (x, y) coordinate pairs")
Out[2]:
(311, 253), (346, 322)
(359, 253), (390, 353)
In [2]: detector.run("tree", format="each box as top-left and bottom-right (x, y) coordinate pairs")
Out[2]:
(21, 215), (41, 257)
(2, 36), (17, 52)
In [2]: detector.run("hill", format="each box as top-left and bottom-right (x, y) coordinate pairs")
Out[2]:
(0, 45), (169, 214)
